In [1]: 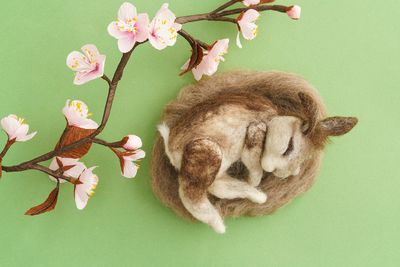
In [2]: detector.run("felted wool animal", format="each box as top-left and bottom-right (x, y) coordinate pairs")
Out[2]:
(151, 71), (357, 233)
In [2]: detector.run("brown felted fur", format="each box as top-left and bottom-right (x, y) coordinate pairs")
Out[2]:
(151, 71), (329, 220)
(180, 138), (222, 202)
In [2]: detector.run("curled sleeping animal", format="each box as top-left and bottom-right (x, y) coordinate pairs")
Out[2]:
(152, 71), (358, 233)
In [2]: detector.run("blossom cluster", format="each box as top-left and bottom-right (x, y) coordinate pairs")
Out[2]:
(1, 100), (145, 210)
(0, 1), (301, 215)
(67, 2), (301, 83)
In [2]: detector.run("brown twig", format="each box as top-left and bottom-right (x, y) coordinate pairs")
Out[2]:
(211, 17), (237, 24)
(218, 4), (288, 16)
(0, 139), (15, 159)
(178, 30), (210, 50)
(176, 4), (288, 24)
(30, 164), (74, 183)
(211, 0), (240, 14)
(92, 138), (121, 148)
(101, 74), (112, 86)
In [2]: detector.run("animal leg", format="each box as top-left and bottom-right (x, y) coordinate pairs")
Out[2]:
(242, 121), (267, 187)
(209, 174), (267, 204)
(178, 139), (225, 233)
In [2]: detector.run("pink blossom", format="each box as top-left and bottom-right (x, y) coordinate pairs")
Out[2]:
(242, 0), (260, 6)
(121, 135), (142, 151)
(66, 44), (106, 85)
(48, 157), (86, 183)
(108, 2), (150, 53)
(149, 3), (182, 50)
(74, 167), (99, 210)
(1, 115), (36, 142)
(182, 39), (229, 81)
(120, 149), (145, 178)
(62, 100), (98, 130)
(287, 5), (301, 20)
(236, 9), (260, 48)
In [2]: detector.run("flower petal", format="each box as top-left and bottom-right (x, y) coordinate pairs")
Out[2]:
(62, 100), (99, 129)
(75, 186), (89, 210)
(73, 58), (105, 85)
(81, 44), (100, 61)
(1, 115), (19, 139)
(74, 167), (98, 210)
(238, 9), (260, 41)
(241, 24), (258, 40)
(134, 13), (150, 43)
(118, 2), (137, 22)
(242, 8), (260, 22)
(118, 36), (136, 53)
(107, 21), (130, 39)
(66, 51), (92, 72)
(149, 35), (167, 50)
(16, 131), (36, 142)
(192, 62), (206, 81)
(122, 160), (138, 178)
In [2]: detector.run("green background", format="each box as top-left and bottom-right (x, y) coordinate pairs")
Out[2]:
(0, 0), (399, 266)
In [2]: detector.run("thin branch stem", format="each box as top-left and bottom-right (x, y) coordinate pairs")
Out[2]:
(179, 30), (210, 50)
(176, 4), (288, 24)
(211, 17), (237, 24)
(3, 159), (75, 184)
(101, 74), (112, 86)
(0, 140), (15, 159)
(211, 0), (240, 14)
(218, 4), (288, 17)
(92, 138), (121, 148)
(30, 164), (73, 182)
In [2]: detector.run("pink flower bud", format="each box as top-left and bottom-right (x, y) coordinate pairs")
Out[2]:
(121, 135), (142, 151)
(287, 5), (301, 20)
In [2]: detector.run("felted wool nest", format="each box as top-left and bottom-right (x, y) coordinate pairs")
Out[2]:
(151, 71), (327, 220)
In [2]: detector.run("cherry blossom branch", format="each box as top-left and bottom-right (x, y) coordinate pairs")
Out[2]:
(3, 2), (295, 174)
(2, 43), (142, 174)
(2, 1), (297, 176)
(0, 0), (300, 214)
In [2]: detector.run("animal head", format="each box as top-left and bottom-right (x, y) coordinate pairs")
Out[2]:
(261, 92), (358, 179)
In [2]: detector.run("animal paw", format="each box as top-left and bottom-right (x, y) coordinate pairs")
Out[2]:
(248, 170), (263, 187)
(209, 217), (226, 234)
(248, 190), (267, 204)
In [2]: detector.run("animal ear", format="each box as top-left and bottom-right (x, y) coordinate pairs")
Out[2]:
(298, 92), (319, 135)
(317, 116), (358, 136)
